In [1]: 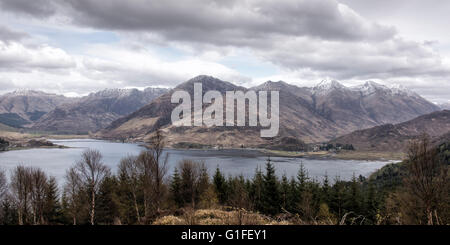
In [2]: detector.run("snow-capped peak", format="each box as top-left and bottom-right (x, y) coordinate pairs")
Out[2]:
(350, 81), (420, 98)
(7, 89), (50, 97)
(312, 80), (346, 95)
(387, 84), (419, 97)
(351, 81), (390, 96)
(90, 88), (137, 98)
(313, 80), (345, 90)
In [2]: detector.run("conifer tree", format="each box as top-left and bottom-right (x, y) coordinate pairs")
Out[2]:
(280, 174), (290, 211)
(262, 157), (280, 215)
(43, 177), (62, 224)
(96, 176), (121, 224)
(212, 167), (227, 204)
(321, 173), (331, 205)
(170, 168), (183, 208)
(346, 174), (363, 215)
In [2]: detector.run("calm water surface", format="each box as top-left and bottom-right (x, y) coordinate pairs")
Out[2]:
(0, 139), (396, 184)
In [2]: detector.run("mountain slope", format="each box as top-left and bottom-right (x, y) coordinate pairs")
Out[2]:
(351, 81), (439, 125)
(0, 90), (76, 127)
(101, 76), (265, 145)
(330, 110), (450, 152)
(100, 76), (440, 148)
(32, 88), (168, 134)
(439, 102), (450, 110)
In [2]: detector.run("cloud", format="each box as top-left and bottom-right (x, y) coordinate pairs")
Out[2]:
(78, 44), (251, 87)
(0, 0), (56, 18)
(0, 0), (448, 102)
(0, 40), (250, 95)
(0, 25), (29, 42)
(0, 0), (396, 43)
(259, 37), (450, 80)
(0, 40), (76, 71)
(3, 0), (440, 81)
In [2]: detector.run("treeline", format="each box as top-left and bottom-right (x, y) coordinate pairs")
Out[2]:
(0, 133), (448, 225)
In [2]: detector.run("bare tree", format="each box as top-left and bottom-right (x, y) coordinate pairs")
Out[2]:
(147, 129), (168, 214)
(74, 149), (110, 225)
(64, 167), (83, 225)
(29, 168), (48, 224)
(0, 169), (7, 202)
(404, 134), (448, 225)
(10, 166), (33, 225)
(135, 129), (168, 223)
(136, 150), (154, 223)
(118, 155), (142, 224)
(0, 169), (7, 222)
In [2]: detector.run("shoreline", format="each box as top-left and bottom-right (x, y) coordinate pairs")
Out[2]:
(1, 132), (404, 161)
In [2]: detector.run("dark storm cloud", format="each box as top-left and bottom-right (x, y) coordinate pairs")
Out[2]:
(0, 0), (396, 44)
(0, 0), (56, 18)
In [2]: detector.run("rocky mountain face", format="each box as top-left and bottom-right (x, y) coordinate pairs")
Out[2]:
(330, 110), (450, 152)
(32, 88), (168, 134)
(0, 90), (77, 127)
(100, 75), (440, 148)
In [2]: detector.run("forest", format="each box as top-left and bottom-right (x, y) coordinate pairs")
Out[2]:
(0, 131), (448, 225)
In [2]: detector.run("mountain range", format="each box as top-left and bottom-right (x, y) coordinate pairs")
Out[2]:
(0, 90), (77, 127)
(31, 88), (168, 134)
(99, 75), (441, 147)
(330, 110), (450, 152)
(1, 75), (444, 148)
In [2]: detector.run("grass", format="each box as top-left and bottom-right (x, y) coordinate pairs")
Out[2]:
(335, 150), (405, 161)
(261, 149), (405, 160)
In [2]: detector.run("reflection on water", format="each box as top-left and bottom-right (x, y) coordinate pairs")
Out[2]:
(0, 139), (396, 184)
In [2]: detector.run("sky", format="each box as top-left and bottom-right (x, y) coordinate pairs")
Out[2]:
(0, 0), (449, 103)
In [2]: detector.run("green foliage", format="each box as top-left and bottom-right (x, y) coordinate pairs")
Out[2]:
(262, 158), (280, 215)
(96, 176), (121, 224)
(43, 177), (63, 224)
(169, 168), (183, 208)
(212, 167), (227, 205)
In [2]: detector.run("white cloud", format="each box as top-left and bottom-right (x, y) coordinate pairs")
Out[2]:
(0, 40), (75, 71)
(0, 0), (448, 102)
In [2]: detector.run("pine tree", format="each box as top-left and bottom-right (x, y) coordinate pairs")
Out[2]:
(179, 161), (197, 207)
(330, 176), (345, 219)
(262, 157), (280, 215)
(321, 173), (331, 205)
(212, 167), (227, 205)
(296, 162), (309, 210)
(287, 177), (299, 213)
(364, 181), (379, 224)
(345, 174), (362, 215)
(96, 176), (121, 225)
(170, 168), (183, 208)
(280, 174), (290, 211)
(251, 167), (264, 212)
(197, 165), (210, 197)
(43, 177), (62, 224)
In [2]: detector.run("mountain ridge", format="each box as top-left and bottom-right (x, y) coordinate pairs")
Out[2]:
(99, 75), (440, 147)
(330, 110), (450, 152)
(31, 87), (168, 134)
